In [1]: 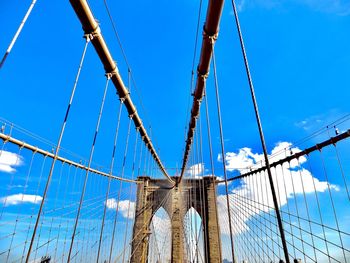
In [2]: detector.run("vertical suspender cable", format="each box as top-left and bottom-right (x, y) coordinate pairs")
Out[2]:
(0, 0), (37, 68)
(25, 37), (90, 263)
(67, 72), (110, 262)
(121, 131), (139, 263)
(211, 42), (236, 263)
(203, 89), (223, 258)
(107, 100), (124, 263)
(109, 117), (133, 262)
(96, 73), (122, 263)
(230, 1), (290, 262)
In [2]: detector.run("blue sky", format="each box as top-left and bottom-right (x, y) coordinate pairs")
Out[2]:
(1, 0), (349, 168)
(1, 0), (350, 262)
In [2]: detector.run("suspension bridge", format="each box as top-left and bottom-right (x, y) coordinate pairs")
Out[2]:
(0, 0), (349, 262)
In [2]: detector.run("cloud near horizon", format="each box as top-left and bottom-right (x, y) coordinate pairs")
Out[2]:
(0, 193), (42, 206)
(217, 141), (339, 235)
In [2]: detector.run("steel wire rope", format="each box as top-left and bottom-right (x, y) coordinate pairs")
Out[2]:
(332, 141), (350, 201)
(5, 150), (36, 263)
(108, 117), (133, 262)
(0, 0), (38, 68)
(229, 193), (281, 260)
(197, 116), (207, 263)
(232, 186), (346, 261)
(194, 125), (202, 263)
(96, 95), (124, 263)
(43, 161), (66, 258)
(121, 131), (139, 263)
(280, 162), (297, 259)
(252, 172), (269, 261)
(295, 158), (318, 261)
(210, 41), (236, 262)
(286, 161), (307, 262)
(230, 192), (327, 262)
(229, 194), (295, 261)
(0, 146), (24, 218)
(203, 86), (224, 259)
(25, 37), (91, 263)
(67, 73), (111, 261)
(229, 1), (291, 261)
(61, 162), (86, 262)
(184, 0), (204, 143)
(318, 149), (348, 262)
(102, 0), (158, 151)
(271, 167), (284, 259)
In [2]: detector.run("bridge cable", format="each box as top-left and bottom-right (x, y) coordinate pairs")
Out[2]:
(319, 149), (348, 262)
(121, 129), (139, 262)
(211, 40), (236, 262)
(0, 145), (24, 219)
(43, 161), (65, 259)
(67, 71), (111, 261)
(95, 73), (124, 262)
(203, 84), (220, 260)
(203, 90), (223, 258)
(229, 1), (290, 261)
(0, 0), (37, 69)
(194, 127), (200, 262)
(185, 0), (204, 140)
(295, 158), (318, 261)
(108, 117), (133, 261)
(25, 36), (91, 263)
(333, 135), (350, 201)
(4, 150), (36, 263)
(103, 0), (154, 142)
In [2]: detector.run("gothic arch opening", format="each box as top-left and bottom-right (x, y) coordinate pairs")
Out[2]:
(148, 207), (171, 263)
(183, 207), (205, 263)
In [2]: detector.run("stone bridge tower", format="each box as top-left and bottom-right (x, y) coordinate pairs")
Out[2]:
(130, 176), (222, 263)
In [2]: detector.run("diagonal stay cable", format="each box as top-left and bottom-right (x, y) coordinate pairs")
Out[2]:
(229, 1), (290, 261)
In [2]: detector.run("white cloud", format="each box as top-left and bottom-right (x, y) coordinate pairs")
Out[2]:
(185, 163), (204, 178)
(0, 150), (23, 173)
(0, 193), (42, 206)
(105, 198), (135, 219)
(217, 142), (339, 236)
(219, 147), (261, 173)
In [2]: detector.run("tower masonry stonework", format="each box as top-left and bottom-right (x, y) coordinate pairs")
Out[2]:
(130, 176), (222, 263)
